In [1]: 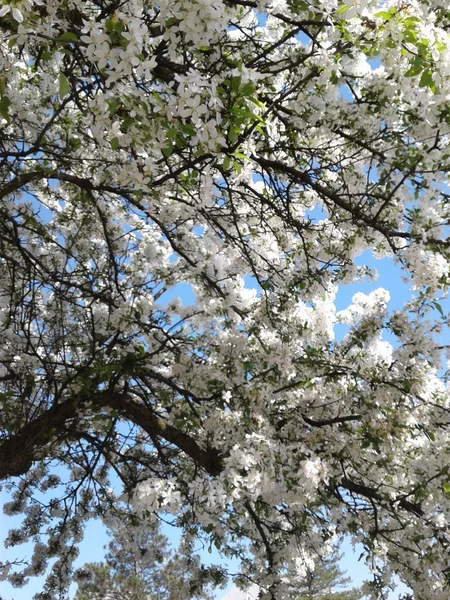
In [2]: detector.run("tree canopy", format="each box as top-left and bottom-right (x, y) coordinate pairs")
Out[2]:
(1, 0), (450, 598)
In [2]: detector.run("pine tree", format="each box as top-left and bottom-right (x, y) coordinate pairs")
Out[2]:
(74, 513), (221, 600)
(294, 550), (363, 600)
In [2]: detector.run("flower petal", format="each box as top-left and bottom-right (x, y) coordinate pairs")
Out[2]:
(12, 7), (24, 23)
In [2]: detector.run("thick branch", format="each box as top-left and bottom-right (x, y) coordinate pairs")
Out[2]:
(0, 171), (49, 200)
(0, 390), (428, 521)
(96, 393), (223, 476)
(0, 396), (80, 479)
(0, 391), (222, 480)
(302, 414), (361, 427)
(340, 477), (423, 516)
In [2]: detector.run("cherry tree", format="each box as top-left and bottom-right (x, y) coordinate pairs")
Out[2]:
(1, 0), (450, 599)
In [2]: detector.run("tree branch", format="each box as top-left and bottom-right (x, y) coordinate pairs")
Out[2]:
(0, 391), (222, 480)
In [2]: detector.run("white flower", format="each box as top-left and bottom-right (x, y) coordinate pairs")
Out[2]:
(338, 288), (390, 325)
(365, 337), (393, 365)
(0, 4), (25, 22)
(222, 390), (232, 402)
(403, 246), (449, 290)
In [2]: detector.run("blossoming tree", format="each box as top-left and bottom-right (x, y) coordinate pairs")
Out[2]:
(1, 0), (450, 598)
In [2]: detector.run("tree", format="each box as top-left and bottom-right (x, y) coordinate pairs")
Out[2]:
(1, 0), (450, 598)
(294, 550), (362, 600)
(74, 512), (218, 600)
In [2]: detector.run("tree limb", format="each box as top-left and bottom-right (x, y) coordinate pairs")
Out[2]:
(0, 391), (222, 480)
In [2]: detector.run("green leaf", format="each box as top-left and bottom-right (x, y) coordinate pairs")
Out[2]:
(110, 137), (120, 150)
(174, 135), (184, 149)
(166, 127), (178, 140)
(241, 83), (254, 97)
(403, 29), (418, 44)
(223, 156), (231, 171)
(404, 16), (421, 24)
(56, 32), (78, 43)
(375, 10), (393, 20)
(231, 76), (241, 93)
(93, 413), (107, 422)
(228, 129), (239, 144)
(432, 301), (444, 317)
(419, 69), (434, 89)
(0, 96), (11, 120)
(108, 19), (120, 34)
(330, 71), (339, 84)
(70, 137), (81, 151)
(59, 73), (70, 99)
(405, 60), (424, 77)
(249, 96), (265, 109)
(181, 123), (196, 136)
(336, 5), (350, 16)
(443, 482), (450, 494)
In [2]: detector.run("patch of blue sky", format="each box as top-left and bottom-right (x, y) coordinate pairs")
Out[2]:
(338, 82), (356, 103)
(156, 282), (196, 307)
(244, 273), (260, 297)
(192, 224), (205, 237)
(368, 56), (382, 70)
(257, 12), (267, 27)
(296, 30), (312, 46)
